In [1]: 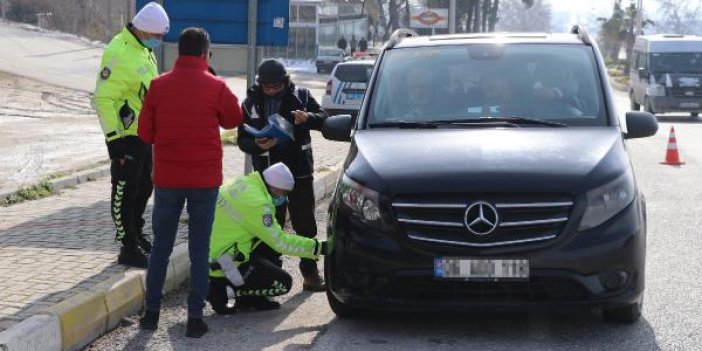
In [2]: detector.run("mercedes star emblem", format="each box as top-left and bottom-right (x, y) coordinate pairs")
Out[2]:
(464, 201), (499, 235)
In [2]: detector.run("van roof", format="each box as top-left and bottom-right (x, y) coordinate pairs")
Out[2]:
(393, 32), (584, 49)
(635, 34), (702, 53)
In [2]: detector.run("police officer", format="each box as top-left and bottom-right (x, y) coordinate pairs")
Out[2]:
(207, 163), (328, 313)
(238, 60), (328, 291)
(92, 2), (169, 268)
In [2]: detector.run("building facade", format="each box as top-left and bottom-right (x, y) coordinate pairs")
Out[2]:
(264, 0), (369, 60)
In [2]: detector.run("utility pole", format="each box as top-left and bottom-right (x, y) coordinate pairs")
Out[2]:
(449, 0), (456, 34)
(635, 0), (644, 35)
(245, 0), (258, 174)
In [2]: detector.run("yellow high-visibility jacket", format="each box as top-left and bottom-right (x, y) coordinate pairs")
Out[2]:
(92, 25), (157, 159)
(209, 172), (323, 278)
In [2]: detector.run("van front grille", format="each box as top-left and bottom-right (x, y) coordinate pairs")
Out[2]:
(392, 195), (574, 248)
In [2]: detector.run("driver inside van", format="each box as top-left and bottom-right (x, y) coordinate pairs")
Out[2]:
(532, 63), (584, 116)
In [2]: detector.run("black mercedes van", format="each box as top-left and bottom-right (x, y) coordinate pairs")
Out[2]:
(322, 27), (658, 323)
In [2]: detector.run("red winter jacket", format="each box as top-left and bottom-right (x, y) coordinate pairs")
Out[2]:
(138, 55), (243, 188)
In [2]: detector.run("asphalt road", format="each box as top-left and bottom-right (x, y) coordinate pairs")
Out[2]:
(88, 92), (702, 351)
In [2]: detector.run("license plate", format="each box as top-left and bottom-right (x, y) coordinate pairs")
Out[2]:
(434, 257), (529, 281)
(345, 93), (364, 100)
(680, 102), (700, 108)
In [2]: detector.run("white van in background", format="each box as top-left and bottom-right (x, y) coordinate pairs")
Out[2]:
(629, 34), (702, 117)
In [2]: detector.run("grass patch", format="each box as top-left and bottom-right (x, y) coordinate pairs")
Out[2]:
(44, 171), (69, 181)
(614, 75), (630, 86)
(0, 159), (111, 207)
(1, 181), (56, 207)
(316, 166), (332, 173)
(44, 159), (111, 181)
(221, 130), (238, 145)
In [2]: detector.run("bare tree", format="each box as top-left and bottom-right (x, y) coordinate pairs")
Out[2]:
(655, 0), (702, 34)
(5, 0), (127, 41)
(495, 0), (551, 32)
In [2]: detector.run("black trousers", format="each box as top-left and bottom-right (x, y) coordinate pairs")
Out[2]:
(208, 255), (293, 310)
(255, 176), (318, 274)
(109, 136), (153, 247)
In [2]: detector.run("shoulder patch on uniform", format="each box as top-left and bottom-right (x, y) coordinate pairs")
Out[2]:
(100, 67), (111, 80)
(262, 213), (273, 227)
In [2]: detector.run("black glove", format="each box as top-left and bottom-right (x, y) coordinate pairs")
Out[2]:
(106, 138), (127, 160)
(113, 154), (136, 181)
(320, 240), (329, 255)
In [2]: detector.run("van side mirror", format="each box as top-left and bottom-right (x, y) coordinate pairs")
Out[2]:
(322, 114), (353, 142)
(625, 111), (658, 139)
(637, 67), (649, 78)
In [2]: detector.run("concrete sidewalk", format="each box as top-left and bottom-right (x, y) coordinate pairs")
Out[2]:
(0, 139), (348, 351)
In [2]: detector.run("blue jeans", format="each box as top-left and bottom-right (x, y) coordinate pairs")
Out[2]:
(145, 187), (219, 318)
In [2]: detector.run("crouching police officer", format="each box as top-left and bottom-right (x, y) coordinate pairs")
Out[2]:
(207, 163), (328, 314)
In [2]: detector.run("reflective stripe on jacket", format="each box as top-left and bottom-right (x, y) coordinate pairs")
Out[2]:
(92, 25), (157, 143)
(209, 172), (322, 278)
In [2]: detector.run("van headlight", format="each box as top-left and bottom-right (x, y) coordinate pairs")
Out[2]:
(578, 170), (636, 231)
(337, 174), (382, 224)
(646, 83), (666, 97)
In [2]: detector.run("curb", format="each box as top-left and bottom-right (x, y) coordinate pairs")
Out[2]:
(0, 166), (110, 206)
(0, 167), (341, 351)
(0, 315), (61, 351)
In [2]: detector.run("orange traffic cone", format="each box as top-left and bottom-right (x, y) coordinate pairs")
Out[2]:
(661, 126), (685, 165)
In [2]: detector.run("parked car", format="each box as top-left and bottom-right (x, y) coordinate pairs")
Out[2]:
(315, 47), (344, 74)
(629, 34), (702, 117)
(321, 60), (375, 118)
(322, 27), (658, 323)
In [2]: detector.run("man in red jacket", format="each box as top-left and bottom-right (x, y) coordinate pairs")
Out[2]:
(137, 27), (243, 338)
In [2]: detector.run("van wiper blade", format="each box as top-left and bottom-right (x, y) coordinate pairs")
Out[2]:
(433, 116), (568, 127)
(368, 121), (438, 129)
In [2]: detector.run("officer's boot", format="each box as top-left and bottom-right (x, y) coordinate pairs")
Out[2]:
(235, 296), (281, 311)
(117, 236), (148, 269)
(300, 259), (326, 292)
(207, 278), (237, 315)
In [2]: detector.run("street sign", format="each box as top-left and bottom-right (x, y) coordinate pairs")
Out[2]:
(410, 8), (448, 29)
(135, 0), (289, 46)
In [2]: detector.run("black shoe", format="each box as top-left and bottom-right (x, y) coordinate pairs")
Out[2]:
(185, 318), (208, 338)
(136, 233), (153, 254)
(236, 296), (281, 311)
(139, 310), (159, 330)
(117, 246), (148, 269)
(210, 303), (238, 315)
(302, 272), (326, 292)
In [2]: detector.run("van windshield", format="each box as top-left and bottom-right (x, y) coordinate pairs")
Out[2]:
(651, 53), (702, 74)
(367, 44), (607, 126)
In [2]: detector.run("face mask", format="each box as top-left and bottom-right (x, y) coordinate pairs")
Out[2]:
(272, 195), (287, 206)
(142, 38), (162, 49)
